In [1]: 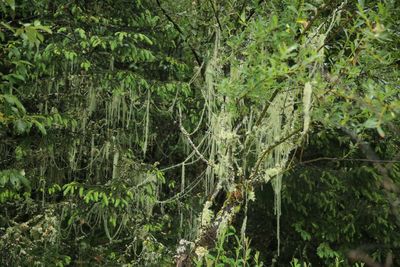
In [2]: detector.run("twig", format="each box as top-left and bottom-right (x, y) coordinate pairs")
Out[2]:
(178, 107), (214, 167)
(208, 0), (223, 33)
(245, 0), (266, 22)
(156, 0), (203, 68)
(299, 157), (400, 165)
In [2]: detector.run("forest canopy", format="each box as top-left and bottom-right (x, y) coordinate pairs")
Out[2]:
(1, 0), (399, 266)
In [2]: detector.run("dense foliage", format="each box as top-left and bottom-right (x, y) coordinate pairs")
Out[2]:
(1, 0), (399, 266)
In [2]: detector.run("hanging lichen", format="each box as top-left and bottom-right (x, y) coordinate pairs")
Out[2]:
(303, 81), (312, 134)
(143, 89), (150, 157)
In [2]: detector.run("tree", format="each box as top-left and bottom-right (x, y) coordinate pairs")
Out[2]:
(1, 0), (399, 266)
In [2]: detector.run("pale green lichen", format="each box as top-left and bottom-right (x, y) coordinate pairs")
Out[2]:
(200, 200), (214, 227)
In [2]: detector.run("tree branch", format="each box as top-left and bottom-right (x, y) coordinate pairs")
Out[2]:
(299, 157), (400, 165)
(156, 0), (203, 68)
(207, 0), (223, 33)
(255, 88), (280, 127)
(249, 128), (301, 182)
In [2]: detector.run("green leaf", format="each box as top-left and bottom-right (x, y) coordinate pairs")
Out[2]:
(63, 185), (71, 196)
(25, 26), (38, 44)
(115, 198), (120, 207)
(32, 120), (47, 135)
(364, 118), (378, 128)
(9, 173), (21, 190)
(1, 22), (15, 32)
(0, 173), (9, 187)
(19, 174), (31, 191)
(14, 119), (29, 134)
(316, 242), (338, 259)
(93, 191), (99, 201)
(5, 0), (15, 10)
(3, 94), (26, 113)
(79, 187), (84, 197)
(377, 126), (385, 138)
(104, 195), (109, 206)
